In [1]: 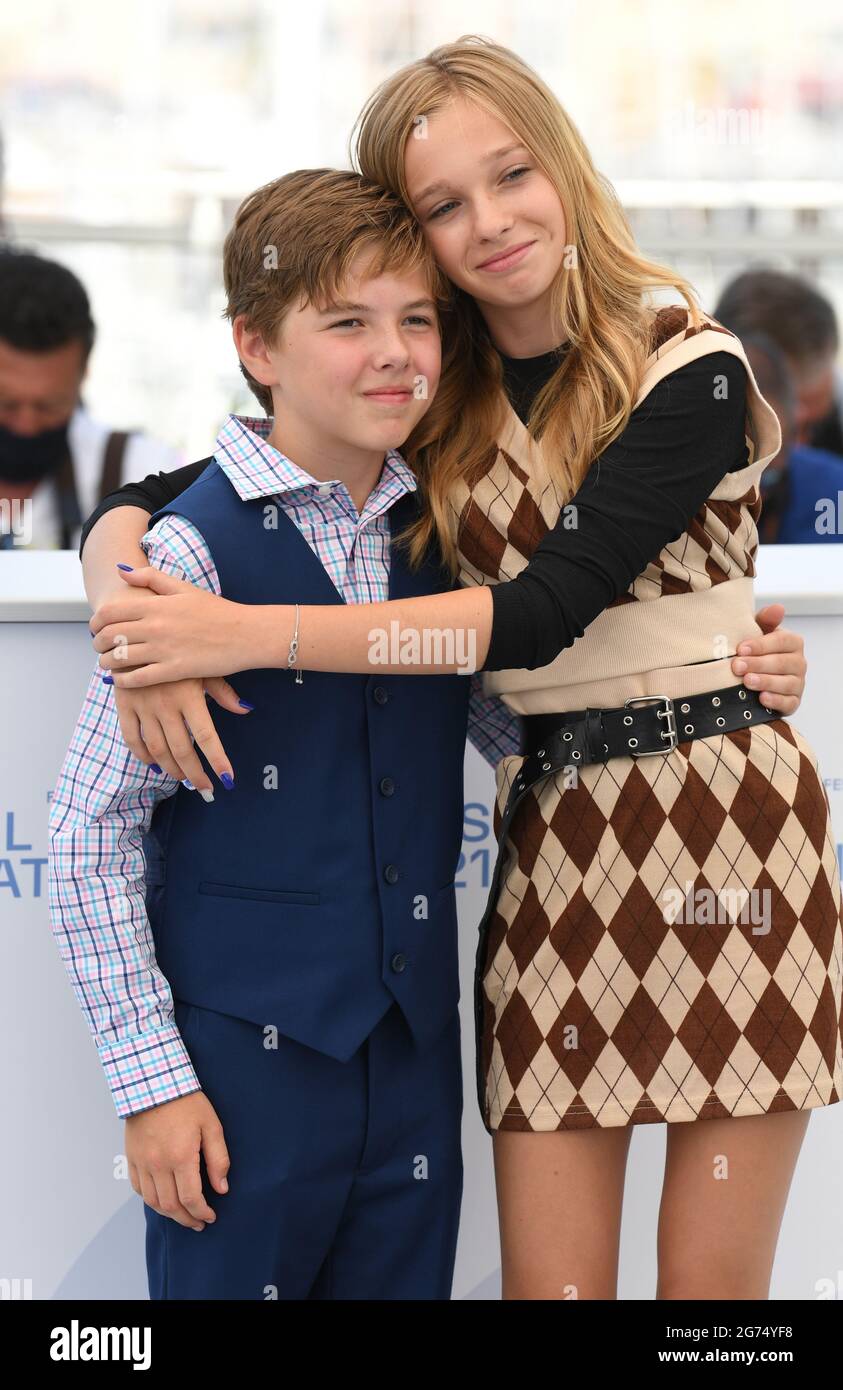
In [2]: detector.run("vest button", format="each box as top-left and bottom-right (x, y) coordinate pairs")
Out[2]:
(379, 777), (395, 796)
(391, 952), (407, 973)
(383, 864), (399, 884)
(373, 686), (388, 705)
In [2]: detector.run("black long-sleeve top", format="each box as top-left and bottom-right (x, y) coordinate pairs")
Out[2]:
(78, 346), (750, 672)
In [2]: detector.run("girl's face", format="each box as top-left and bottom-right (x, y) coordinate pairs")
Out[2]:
(404, 96), (567, 329)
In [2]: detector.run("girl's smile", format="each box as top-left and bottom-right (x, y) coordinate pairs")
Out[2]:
(475, 239), (537, 272)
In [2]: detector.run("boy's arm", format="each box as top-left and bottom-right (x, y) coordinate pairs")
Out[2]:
(466, 670), (521, 768)
(48, 515), (220, 1118)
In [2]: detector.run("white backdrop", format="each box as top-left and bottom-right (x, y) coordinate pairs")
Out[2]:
(1, 547), (841, 1301)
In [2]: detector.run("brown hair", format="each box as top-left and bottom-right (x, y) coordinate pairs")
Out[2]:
(350, 34), (703, 575)
(222, 167), (453, 416)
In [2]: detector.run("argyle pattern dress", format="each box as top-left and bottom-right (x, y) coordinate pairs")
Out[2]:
(453, 306), (843, 1131)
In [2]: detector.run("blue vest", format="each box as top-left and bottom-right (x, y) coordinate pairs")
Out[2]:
(142, 460), (470, 1060)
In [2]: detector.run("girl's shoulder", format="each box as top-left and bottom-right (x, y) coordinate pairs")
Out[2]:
(636, 304), (754, 412)
(646, 302), (737, 360)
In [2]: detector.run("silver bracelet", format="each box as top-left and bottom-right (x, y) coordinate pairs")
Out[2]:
(287, 603), (303, 685)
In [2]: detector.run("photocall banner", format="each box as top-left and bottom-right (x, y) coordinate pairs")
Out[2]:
(1, 551), (841, 1301)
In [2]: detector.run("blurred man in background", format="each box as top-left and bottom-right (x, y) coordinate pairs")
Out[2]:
(0, 246), (182, 549)
(715, 268), (843, 455)
(715, 269), (843, 543)
(740, 332), (843, 543)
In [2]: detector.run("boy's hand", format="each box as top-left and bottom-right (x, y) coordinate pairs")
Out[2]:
(112, 676), (252, 795)
(126, 1090), (230, 1231)
(730, 604), (807, 716)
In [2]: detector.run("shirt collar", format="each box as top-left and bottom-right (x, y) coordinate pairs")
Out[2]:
(213, 413), (418, 506)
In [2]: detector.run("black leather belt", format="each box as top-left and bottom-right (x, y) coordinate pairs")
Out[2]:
(471, 684), (779, 1133)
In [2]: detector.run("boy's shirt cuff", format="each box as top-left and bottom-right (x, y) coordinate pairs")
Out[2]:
(98, 1023), (203, 1119)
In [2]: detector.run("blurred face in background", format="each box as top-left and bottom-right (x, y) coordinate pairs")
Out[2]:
(0, 336), (88, 489)
(788, 351), (837, 443)
(0, 337), (86, 436)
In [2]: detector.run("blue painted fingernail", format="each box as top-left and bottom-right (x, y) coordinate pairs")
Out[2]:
(150, 764), (163, 774)
(116, 563), (134, 571)
(238, 700), (255, 710)
(182, 779), (195, 790)
(220, 773), (234, 790)
(102, 674), (113, 685)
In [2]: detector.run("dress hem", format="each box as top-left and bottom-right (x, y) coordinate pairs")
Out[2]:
(485, 1079), (843, 1132)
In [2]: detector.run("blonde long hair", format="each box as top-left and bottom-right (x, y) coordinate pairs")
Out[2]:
(350, 34), (702, 575)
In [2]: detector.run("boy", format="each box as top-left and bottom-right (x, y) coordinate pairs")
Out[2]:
(48, 169), (512, 1300)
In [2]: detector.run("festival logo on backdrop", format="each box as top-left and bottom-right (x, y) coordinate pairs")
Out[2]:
(0, 808), (48, 900)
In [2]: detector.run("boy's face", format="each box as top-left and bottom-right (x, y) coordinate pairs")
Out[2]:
(234, 253), (441, 466)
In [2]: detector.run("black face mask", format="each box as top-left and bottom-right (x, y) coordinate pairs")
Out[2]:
(0, 419), (71, 485)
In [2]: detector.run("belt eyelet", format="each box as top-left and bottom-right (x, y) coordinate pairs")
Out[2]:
(744, 710), (752, 719)
(712, 696), (721, 706)
(571, 750), (581, 760)
(628, 737), (638, 748)
(623, 715), (633, 726)
(684, 723), (694, 734)
(680, 702), (690, 713)
(716, 716), (725, 726)
(563, 731), (573, 741)
(738, 689), (747, 699)
(542, 761), (551, 770)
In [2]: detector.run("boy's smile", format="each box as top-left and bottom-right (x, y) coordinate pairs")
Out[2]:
(362, 385), (415, 404)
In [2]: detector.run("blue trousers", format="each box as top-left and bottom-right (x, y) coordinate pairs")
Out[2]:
(144, 998), (464, 1299)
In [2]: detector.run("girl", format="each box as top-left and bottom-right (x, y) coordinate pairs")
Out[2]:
(83, 37), (836, 1300)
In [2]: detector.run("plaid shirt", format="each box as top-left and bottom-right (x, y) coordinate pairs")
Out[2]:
(48, 415), (519, 1118)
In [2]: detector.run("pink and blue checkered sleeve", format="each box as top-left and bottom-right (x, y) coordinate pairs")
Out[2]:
(47, 515), (221, 1118)
(466, 670), (521, 768)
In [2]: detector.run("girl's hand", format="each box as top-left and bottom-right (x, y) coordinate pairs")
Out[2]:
(91, 566), (256, 683)
(731, 604), (807, 716)
(113, 676), (254, 794)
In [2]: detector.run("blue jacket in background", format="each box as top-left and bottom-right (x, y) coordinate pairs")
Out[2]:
(774, 445), (843, 543)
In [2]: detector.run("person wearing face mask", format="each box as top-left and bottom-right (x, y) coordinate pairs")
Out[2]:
(0, 246), (182, 549)
(741, 332), (843, 544)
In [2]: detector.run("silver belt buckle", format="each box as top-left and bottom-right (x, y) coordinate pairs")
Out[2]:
(623, 695), (677, 756)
